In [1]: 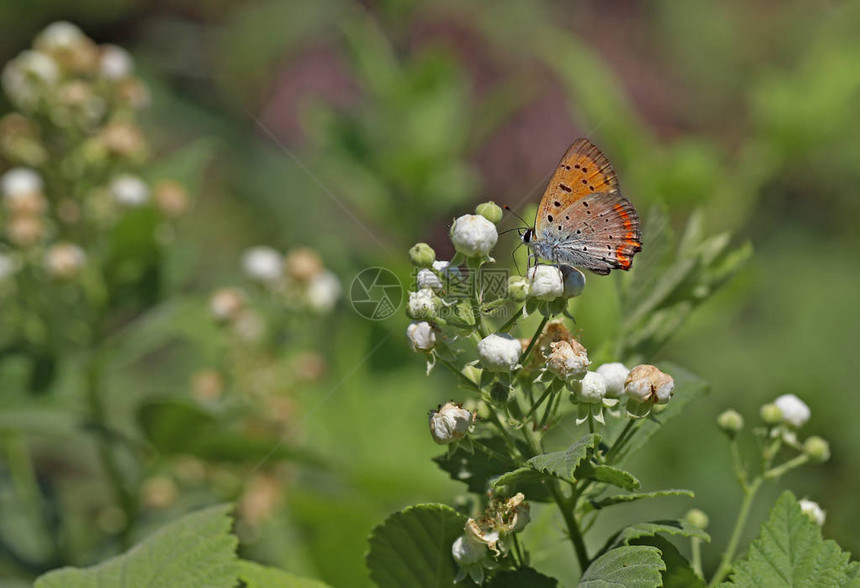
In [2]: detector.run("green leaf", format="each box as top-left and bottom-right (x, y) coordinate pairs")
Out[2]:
(366, 504), (467, 588)
(579, 545), (666, 588)
(527, 433), (600, 482)
(236, 560), (330, 587)
(578, 463), (641, 490)
(727, 491), (854, 587)
(34, 504), (237, 588)
(618, 363), (709, 464)
(491, 467), (553, 502)
(631, 535), (704, 588)
(589, 489), (694, 510)
(604, 520), (710, 553)
(486, 567), (558, 587)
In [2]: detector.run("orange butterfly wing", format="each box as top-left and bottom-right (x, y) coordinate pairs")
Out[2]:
(534, 138), (619, 235)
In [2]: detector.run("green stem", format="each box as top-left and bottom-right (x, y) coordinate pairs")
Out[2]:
(730, 438), (748, 490)
(520, 316), (549, 365)
(691, 537), (704, 579)
(524, 384), (554, 419)
(764, 454), (809, 480)
(497, 305), (524, 333)
(438, 357), (481, 392)
(708, 477), (763, 586)
(587, 411), (595, 435)
(604, 419), (637, 464)
(549, 482), (590, 571)
(469, 264), (488, 338)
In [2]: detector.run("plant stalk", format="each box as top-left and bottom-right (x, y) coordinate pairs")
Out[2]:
(708, 476), (762, 586)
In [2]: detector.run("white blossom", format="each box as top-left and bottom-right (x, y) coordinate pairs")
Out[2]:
(35, 22), (86, 52)
(306, 270), (340, 313)
(407, 288), (439, 319)
(560, 264), (586, 298)
(452, 533), (490, 585)
(545, 339), (589, 381)
(450, 214), (498, 257)
(527, 265), (564, 300)
(416, 268), (443, 291)
(44, 242), (86, 280)
(575, 371), (607, 403)
(2, 51), (59, 109)
(799, 499), (826, 526)
(100, 45), (134, 79)
(241, 246), (283, 284)
(774, 394), (810, 428)
(110, 174), (149, 207)
(597, 363), (629, 398)
(477, 333), (521, 372)
(1, 167), (43, 197)
(429, 402), (474, 444)
(407, 321), (436, 351)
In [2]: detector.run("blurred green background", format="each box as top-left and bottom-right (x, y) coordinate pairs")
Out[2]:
(1, 0), (859, 585)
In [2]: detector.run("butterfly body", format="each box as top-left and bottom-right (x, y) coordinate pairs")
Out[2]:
(523, 139), (642, 275)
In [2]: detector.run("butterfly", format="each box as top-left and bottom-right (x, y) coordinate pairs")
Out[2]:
(520, 138), (642, 275)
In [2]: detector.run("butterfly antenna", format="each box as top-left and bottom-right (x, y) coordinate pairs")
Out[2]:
(503, 205), (531, 227)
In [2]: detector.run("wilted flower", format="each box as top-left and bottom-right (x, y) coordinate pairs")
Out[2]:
(407, 288), (440, 320)
(477, 333), (521, 372)
(527, 265), (564, 300)
(798, 499), (826, 526)
(153, 180), (190, 218)
(624, 364), (674, 417)
(450, 214), (497, 257)
(407, 321), (436, 352)
(545, 339), (589, 381)
(559, 265), (586, 298)
(306, 270), (341, 313)
(7, 214), (45, 247)
(242, 246), (283, 284)
(100, 122), (146, 159)
(99, 44), (133, 79)
(596, 362), (629, 398)
(209, 288), (246, 322)
(109, 173), (149, 207)
(141, 475), (179, 509)
(44, 242), (86, 279)
(773, 394), (810, 428)
(284, 247), (323, 282)
(429, 401), (475, 444)
(452, 532), (491, 585)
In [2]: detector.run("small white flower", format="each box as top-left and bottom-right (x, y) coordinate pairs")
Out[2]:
(560, 264), (586, 298)
(306, 270), (340, 313)
(35, 22), (86, 52)
(110, 174), (149, 207)
(17, 50), (60, 83)
(477, 333), (521, 372)
(545, 339), (589, 381)
(527, 265), (564, 300)
(241, 246), (283, 284)
(597, 363), (629, 398)
(100, 45), (134, 79)
(798, 499), (826, 526)
(44, 242), (86, 280)
(774, 394), (810, 428)
(1, 167), (44, 197)
(416, 268), (443, 291)
(2, 51), (59, 108)
(429, 401), (475, 444)
(0, 254), (17, 281)
(407, 288), (440, 319)
(450, 214), (498, 257)
(407, 321), (436, 351)
(576, 371), (607, 403)
(452, 533), (490, 585)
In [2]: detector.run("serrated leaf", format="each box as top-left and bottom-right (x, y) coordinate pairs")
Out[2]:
(605, 520), (710, 553)
(236, 560), (330, 587)
(589, 489), (694, 510)
(727, 491), (854, 587)
(578, 463), (640, 490)
(491, 467), (553, 502)
(527, 434), (600, 482)
(34, 504), (237, 588)
(434, 437), (521, 495)
(631, 535), (704, 588)
(366, 504), (467, 588)
(486, 567), (558, 587)
(618, 363), (708, 464)
(579, 545), (665, 588)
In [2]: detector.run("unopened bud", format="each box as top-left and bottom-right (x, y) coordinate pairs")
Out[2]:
(409, 242), (436, 267)
(685, 509), (709, 530)
(209, 288), (246, 323)
(475, 201), (503, 224)
(489, 381), (511, 405)
(798, 499), (825, 526)
(760, 403), (782, 425)
(803, 436), (830, 463)
(717, 409), (744, 436)
(429, 401), (475, 444)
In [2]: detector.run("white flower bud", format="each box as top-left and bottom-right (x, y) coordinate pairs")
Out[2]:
(100, 45), (134, 79)
(798, 499), (825, 526)
(429, 401), (475, 444)
(477, 333), (521, 372)
(625, 365), (674, 405)
(560, 265), (586, 298)
(44, 242), (86, 280)
(773, 394), (810, 428)
(1, 167), (43, 197)
(209, 288), (246, 322)
(450, 214), (498, 257)
(241, 246), (283, 284)
(451, 533), (487, 565)
(2, 51), (59, 109)
(527, 265), (564, 300)
(110, 174), (149, 207)
(575, 371), (607, 403)
(416, 268), (443, 291)
(306, 270), (341, 313)
(407, 321), (436, 351)
(545, 339), (589, 381)
(597, 362), (629, 398)
(35, 22), (86, 52)
(433, 260), (462, 281)
(407, 288), (440, 319)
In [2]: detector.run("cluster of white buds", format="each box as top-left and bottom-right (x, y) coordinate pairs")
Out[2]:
(452, 493), (531, 584)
